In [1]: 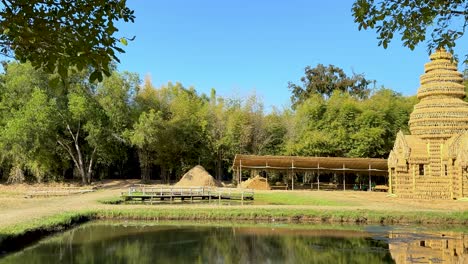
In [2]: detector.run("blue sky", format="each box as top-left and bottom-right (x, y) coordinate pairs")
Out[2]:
(116, 0), (468, 110)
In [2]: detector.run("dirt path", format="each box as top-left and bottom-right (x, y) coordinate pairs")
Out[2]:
(0, 180), (132, 227)
(1, 181), (467, 228)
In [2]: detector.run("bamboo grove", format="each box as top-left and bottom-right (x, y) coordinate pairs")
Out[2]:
(0, 62), (464, 184)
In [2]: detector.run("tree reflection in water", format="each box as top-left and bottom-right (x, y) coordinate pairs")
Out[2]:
(1, 223), (466, 264)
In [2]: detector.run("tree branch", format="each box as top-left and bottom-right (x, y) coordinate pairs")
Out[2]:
(57, 139), (79, 168)
(87, 146), (97, 180)
(449, 10), (468, 16)
(66, 124), (76, 142)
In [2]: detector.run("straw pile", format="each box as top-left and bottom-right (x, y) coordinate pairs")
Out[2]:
(241, 175), (270, 190)
(175, 165), (222, 187)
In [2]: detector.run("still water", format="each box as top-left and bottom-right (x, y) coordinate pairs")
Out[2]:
(1, 221), (467, 264)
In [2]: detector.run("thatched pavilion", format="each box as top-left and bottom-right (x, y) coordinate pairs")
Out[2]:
(388, 49), (468, 199)
(232, 154), (388, 190)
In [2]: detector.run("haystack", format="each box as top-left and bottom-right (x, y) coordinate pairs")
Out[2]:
(175, 165), (222, 187)
(241, 175), (270, 190)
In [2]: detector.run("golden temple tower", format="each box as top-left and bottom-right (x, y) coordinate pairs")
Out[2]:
(409, 49), (468, 179)
(409, 49), (468, 138)
(388, 49), (468, 199)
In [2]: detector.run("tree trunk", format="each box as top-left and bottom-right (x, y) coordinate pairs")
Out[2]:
(138, 149), (151, 183)
(215, 152), (223, 181)
(161, 167), (170, 184)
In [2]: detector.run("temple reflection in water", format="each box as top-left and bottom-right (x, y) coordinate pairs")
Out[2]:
(388, 231), (468, 263)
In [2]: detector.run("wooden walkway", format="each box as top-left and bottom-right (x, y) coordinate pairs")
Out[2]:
(26, 187), (95, 198)
(122, 186), (254, 202)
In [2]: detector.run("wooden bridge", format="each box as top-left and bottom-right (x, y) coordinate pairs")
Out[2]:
(122, 186), (254, 202)
(26, 187), (95, 198)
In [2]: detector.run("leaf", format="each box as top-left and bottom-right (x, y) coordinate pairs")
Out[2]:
(120, 37), (128, 46)
(90, 71), (101, 83)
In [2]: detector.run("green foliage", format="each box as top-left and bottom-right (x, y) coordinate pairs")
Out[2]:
(133, 82), (212, 181)
(0, 62), (139, 183)
(352, 0), (468, 60)
(0, 61), (418, 183)
(97, 197), (125, 205)
(285, 89), (415, 158)
(0, 63), (61, 182)
(288, 64), (373, 108)
(0, 0), (134, 82)
(129, 109), (165, 182)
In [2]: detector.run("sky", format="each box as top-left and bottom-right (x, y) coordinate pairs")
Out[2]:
(116, 0), (468, 110)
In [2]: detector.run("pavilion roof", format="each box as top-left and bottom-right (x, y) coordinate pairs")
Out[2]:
(232, 154), (388, 176)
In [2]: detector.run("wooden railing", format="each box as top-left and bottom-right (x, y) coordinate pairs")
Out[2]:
(122, 186), (254, 201)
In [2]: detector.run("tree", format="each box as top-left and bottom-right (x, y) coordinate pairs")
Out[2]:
(206, 88), (230, 180)
(130, 81), (212, 182)
(130, 109), (163, 182)
(0, 62), (63, 183)
(284, 89), (416, 158)
(352, 0), (468, 59)
(288, 64), (372, 108)
(0, 62), (140, 184)
(0, 0), (135, 81)
(0, 88), (59, 183)
(261, 110), (288, 155)
(94, 71), (139, 178)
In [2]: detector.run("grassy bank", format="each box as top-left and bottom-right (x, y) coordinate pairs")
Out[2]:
(0, 211), (94, 254)
(93, 207), (468, 224)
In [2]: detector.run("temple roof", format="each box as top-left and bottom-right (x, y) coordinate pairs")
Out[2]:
(408, 49), (468, 139)
(445, 133), (468, 167)
(404, 135), (427, 158)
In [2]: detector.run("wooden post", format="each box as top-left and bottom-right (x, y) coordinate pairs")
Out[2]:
(291, 160), (295, 191)
(239, 160), (242, 186)
(343, 164), (346, 191)
(317, 163), (320, 190)
(369, 164), (372, 192)
(310, 171), (313, 189)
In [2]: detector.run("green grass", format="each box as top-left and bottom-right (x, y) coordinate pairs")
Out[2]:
(97, 197), (125, 204)
(0, 211), (94, 237)
(0, 211), (95, 253)
(254, 192), (357, 206)
(92, 207), (468, 225)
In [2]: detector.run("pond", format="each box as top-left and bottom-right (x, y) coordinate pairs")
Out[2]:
(1, 221), (467, 264)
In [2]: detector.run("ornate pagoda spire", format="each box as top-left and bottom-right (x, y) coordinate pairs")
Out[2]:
(408, 48), (468, 139)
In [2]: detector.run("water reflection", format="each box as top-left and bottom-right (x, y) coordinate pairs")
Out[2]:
(388, 230), (468, 263)
(0, 222), (467, 264)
